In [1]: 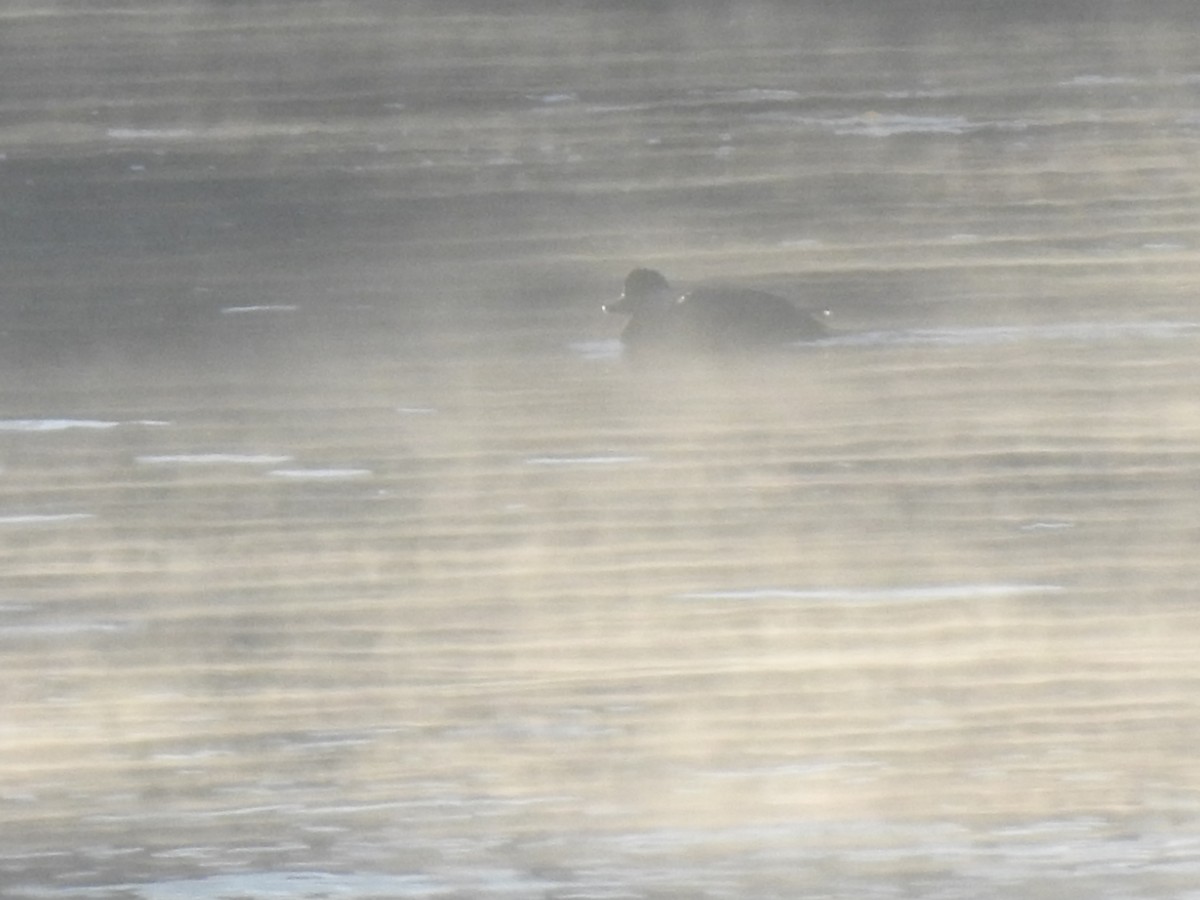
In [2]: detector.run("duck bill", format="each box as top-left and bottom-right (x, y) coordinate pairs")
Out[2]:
(602, 293), (631, 315)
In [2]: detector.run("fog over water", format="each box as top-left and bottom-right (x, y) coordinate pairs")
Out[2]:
(3, 3), (1200, 898)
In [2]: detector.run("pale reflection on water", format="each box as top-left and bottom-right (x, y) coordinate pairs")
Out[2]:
(3, 2), (1200, 898)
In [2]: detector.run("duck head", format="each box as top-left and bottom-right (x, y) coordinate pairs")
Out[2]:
(603, 268), (674, 316)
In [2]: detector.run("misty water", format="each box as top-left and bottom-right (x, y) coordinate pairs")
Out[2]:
(3, 3), (1200, 898)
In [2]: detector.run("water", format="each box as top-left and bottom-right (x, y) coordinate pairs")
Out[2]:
(3, 2), (1200, 898)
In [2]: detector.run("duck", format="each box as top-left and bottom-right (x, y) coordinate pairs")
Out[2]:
(603, 268), (830, 356)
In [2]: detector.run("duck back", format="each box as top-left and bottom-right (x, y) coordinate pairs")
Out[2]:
(679, 286), (828, 348)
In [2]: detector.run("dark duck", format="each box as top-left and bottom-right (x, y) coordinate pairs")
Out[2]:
(604, 268), (830, 356)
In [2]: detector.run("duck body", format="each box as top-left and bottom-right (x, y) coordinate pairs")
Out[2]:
(604, 268), (829, 356)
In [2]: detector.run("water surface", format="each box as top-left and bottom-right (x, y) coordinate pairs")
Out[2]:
(3, 3), (1200, 898)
